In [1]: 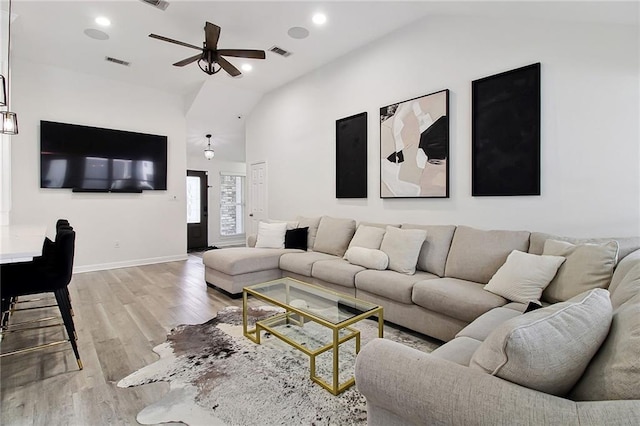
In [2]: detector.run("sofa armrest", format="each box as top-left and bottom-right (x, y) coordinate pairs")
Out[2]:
(355, 339), (579, 425)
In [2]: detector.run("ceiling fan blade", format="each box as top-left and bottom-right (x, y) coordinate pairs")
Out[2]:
(218, 49), (266, 59)
(149, 34), (202, 51)
(217, 56), (241, 77)
(173, 53), (202, 67)
(205, 22), (221, 50)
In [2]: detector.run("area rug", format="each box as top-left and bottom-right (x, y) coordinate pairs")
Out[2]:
(118, 306), (439, 425)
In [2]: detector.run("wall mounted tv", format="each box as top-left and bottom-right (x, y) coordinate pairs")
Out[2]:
(40, 121), (168, 192)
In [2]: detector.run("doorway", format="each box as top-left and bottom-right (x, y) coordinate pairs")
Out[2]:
(187, 170), (208, 251)
(249, 162), (267, 235)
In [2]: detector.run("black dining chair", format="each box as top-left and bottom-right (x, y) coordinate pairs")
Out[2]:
(0, 227), (82, 369)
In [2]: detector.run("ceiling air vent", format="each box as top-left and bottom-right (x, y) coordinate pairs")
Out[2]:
(105, 56), (131, 67)
(268, 46), (292, 57)
(138, 0), (170, 11)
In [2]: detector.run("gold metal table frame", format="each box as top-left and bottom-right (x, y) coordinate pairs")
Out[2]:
(242, 278), (383, 395)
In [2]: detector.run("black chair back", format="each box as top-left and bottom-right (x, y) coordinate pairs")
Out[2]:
(52, 228), (75, 288)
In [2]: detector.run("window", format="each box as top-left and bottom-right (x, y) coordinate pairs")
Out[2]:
(220, 173), (245, 236)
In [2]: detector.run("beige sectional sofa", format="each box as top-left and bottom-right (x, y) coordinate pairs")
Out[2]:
(203, 215), (639, 342)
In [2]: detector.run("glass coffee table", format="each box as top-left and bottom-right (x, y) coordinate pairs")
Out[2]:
(242, 277), (383, 395)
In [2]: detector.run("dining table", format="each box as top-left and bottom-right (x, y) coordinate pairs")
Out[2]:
(0, 224), (47, 264)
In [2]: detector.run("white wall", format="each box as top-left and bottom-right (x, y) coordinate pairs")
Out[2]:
(247, 14), (640, 237)
(186, 154), (246, 247)
(10, 59), (188, 271)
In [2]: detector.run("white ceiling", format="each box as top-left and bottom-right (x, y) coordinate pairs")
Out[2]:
(6, 1), (638, 162)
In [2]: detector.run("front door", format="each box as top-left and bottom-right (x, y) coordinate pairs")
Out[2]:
(249, 162), (267, 235)
(187, 170), (208, 250)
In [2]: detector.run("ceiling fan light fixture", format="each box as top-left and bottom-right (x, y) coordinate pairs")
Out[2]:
(204, 134), (215, 160)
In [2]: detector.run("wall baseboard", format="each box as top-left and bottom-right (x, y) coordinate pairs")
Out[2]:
(74, 254), (189, 274)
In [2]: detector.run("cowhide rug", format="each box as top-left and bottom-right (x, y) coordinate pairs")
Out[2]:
(118, 306), (439, 425)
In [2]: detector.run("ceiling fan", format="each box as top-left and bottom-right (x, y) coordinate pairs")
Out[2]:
(149, 22), (266, 77)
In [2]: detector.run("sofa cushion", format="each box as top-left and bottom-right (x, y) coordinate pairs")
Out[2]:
(484, 250), (566, 303)
(311, 259), (365, 288)
(609, 249), (640, 296)
(255, 221), (288, 249)
(284, 227), (308, 250)
(267, 219), (299, 230)
(312, 216), (356, 257)
(296, 216), (322, 250)
(412, 277), (507, 323)
(444, 226), (530, 284)
(355, 269), (437, 304)
(610, 263), (640, 309)
(529, 232), (640, 261)
(469, 289), (613, 397)
(344, 247), (388, 270)
(380, 226), (427, 275)
(401, 224), (456, 277)
(279, 251), (339, 277)
(455, 307), (522, 342)
(202, 247), (296, 276)
(542, 239), (618, 303)
(359, 221), (400, 229)
(347, 224), (387, 251)
(570, 292), (640, 401)
(430, 336), (482, 366)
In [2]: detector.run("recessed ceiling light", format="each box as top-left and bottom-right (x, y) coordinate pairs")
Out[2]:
(241, 64), (253, 72)
(95, 16), (111, 27)
(312, 13), (327, 26)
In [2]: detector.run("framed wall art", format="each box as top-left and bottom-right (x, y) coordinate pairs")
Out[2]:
(380, 89), (449, 198)
(336, 112), (367, 198)
(472, 63), (541, 196)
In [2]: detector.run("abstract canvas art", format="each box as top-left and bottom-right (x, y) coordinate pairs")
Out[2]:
(472, 63), (541, 196)
(380, 89), (449, 198)
(336, 112), (367, 198)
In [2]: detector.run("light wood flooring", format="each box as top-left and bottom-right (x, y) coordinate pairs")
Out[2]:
(1, 253), (239, 425)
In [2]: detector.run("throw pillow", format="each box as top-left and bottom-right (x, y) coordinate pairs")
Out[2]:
(542, 239), (619, 303)
(284, 227), (308, 250)
(484, 250), (566, 303)
(469, 288), (613, 396)
(523, 301), (543, 313)
(344, 247), (389, 270)
(346, 225), (387, 254)
(254, 221), (287, 249)
(313, 216), (356, 257)
(379, 226), (427, 275)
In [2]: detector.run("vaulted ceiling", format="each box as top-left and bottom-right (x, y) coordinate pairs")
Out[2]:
(6, 1), (637, 162)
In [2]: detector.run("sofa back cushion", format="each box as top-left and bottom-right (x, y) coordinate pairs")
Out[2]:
(542, 240), (618, 303)
(312, 216), (356, 257)
(469, 289), (613, 396)
(296, 216), (322, 250)
(569, 288), (640, 401)
(401, 224), (456, 277)
(529, 232), (640, 261)
(444, 226), (530, 284)
(609, 249), (640, 297)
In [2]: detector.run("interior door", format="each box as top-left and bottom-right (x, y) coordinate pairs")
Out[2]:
(249, 162), (267, 235)
(187, 170), (208, 250)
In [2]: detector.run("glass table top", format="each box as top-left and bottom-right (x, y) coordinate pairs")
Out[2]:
(245, 278), (380, 325)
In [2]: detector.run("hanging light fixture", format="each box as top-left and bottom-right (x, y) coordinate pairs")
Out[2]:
(1, 0), (18, 135)
(203, 133), (215, 160)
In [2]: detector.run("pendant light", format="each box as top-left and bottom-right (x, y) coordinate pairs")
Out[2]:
(204, 134), (215, 160)
(1, 0), (18, 135)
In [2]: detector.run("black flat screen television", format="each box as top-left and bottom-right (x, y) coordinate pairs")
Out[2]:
(40, 121), (168, 192)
